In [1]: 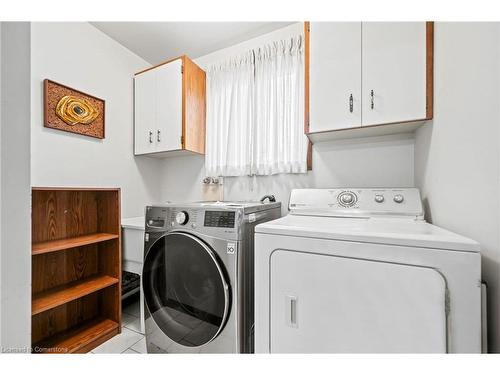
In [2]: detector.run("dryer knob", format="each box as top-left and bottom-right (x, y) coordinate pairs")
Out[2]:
(341, 194), (353, 204)
(393, 194), (404, 204)
(338, 191), (357, 207)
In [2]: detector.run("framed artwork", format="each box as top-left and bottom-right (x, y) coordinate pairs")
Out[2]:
(43, 79), (105, 139)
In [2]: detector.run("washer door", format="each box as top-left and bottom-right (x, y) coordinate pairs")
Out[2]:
(143, 232), (230, 347)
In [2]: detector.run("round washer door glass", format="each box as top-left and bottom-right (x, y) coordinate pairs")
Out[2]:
(143, 232), (230, 347)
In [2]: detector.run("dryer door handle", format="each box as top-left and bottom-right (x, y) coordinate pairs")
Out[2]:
(286, 295), (298, 328)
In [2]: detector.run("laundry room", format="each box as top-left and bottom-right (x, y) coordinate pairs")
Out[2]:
(1, 1), (500, 373)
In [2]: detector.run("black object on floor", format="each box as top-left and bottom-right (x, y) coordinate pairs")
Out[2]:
(122, 271), (140, 297)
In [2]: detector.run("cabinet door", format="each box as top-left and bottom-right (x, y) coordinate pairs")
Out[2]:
(309, 22), (362, 132)
(362, 22), (427, 126)
(156, 59), (183, 152)
(134, 69), (157, 155)
(270, 250), (447, 353)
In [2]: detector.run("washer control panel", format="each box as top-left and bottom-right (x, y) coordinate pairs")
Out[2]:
(204, 210), (236, 228)
(145, 205), (250, 241)
(289, 188), (423, 218)
(145, 201), (281, 250)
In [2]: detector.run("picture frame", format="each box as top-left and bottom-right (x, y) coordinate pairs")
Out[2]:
(43, 79), (106, 139)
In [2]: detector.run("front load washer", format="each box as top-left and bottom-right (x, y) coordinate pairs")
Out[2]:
(143, 200), (280, 353)
(255, 188), (482, 353)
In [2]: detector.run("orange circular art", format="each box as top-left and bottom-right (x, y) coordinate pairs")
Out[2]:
(55, 95), (99, 125)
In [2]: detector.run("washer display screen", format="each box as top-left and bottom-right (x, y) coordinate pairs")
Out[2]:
(204, 211), (235, 228)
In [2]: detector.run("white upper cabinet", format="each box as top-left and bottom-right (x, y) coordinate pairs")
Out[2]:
(306, 22), (433, 141)
(362, 22), (427, 126)
(134, 68), (157, 155)
(134, 56), (206, 156)
(155, 59), (183, 152)
(309, 22), (362, 132)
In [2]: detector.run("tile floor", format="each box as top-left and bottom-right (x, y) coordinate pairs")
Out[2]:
(92, 300), (146, 354)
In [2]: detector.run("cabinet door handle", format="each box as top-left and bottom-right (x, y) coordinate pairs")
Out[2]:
(370, 90), (375, 110)
(349, 94), (354, 113)
(157, 129), (161, 143)
(149, 130), (153, 143)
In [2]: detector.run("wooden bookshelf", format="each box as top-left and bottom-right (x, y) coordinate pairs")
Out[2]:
(31, 188), (121, 354)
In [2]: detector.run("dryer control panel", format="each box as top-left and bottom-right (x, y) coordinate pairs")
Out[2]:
(289, 188), (424, 219)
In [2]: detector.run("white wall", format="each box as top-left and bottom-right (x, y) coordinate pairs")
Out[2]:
(414, 22), (500, 352)
(0, 20), (3, 347)
(160, 23), (415, 211)
(31, 22), (163, 218)
(0, 22), (31, 352)
(161, 135), (415, 212)
(0, 20), (3, 346)
(194, 23), (304, 67)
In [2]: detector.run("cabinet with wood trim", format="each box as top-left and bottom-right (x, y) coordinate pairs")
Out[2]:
(31, 187), (121, 354)
(305, 22), (433, 142)
(134, 55), (206, 156)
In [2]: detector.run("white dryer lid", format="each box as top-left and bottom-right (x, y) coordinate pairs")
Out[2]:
(255, 214), (480, 252)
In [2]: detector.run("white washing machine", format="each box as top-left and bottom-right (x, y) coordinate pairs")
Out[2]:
(255, 188), (482, 353)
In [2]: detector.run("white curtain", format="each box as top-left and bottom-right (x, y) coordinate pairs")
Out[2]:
(205, 35), (308, 177)
(205, 51), (254, 176)
(253, 36), (307, 175)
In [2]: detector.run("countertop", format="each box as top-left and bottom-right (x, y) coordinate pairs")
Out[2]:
(121, 216), (145, 230)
